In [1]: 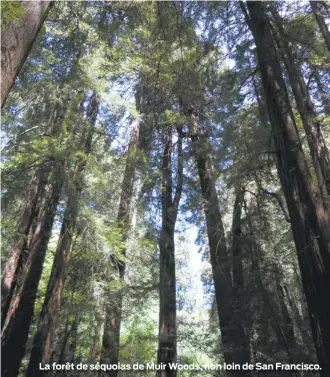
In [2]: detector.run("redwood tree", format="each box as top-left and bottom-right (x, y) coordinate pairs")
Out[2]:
(26, 92), (99, 377)
(242, 2), (330, 374)
(156, 125), (183, 377)
(1, 1), (54, 107)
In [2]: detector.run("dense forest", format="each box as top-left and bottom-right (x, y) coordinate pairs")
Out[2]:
(1, 1), (330, 377)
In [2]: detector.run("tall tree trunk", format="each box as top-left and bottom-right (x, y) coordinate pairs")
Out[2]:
(91, 301), (105, 363)
(231, 186), (251, 366)
(189, 114), (250, 373)
(270, 3), (330, 198)
(1, 102), (65, 326)
(1, 1), (54, 107)
(67, 317), (78, 364)
(157, 126), (183, 377)
(1, 161), (65, 377)
(310, 1), (330, 54)
(26, 93), (98, 377)
(242, 2), (330, 374)
(58, 320), (71, 364)
(100, 116), (140, 377)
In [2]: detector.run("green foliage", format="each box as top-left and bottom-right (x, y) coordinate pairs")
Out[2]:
(2, 1), (326, 374)
(0, 1), (25, 32)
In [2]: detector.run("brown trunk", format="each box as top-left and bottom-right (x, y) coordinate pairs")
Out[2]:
(282, 284), (315, 358)
(1, 1), (54, 107)
(231, 187), (251, 366)
(58, 320), (71, 364)
(68, 317), (78, 363)
(310, 1), (330, 54)
(26, 93), (98, 377)
(1, 161), (65, 377)
(189, 115), (250, 373)
(157, 126), (183, 377)
(100, 117), (140, 377)
(1, 103), (65, 325)
(243, 2), (330, 374)
(91, 301), (105, 363)
(270, 3), (330, 199)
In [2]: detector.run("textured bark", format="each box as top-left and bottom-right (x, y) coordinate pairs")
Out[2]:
(100, 117), (140, 377)
(310, 1), (330, 54)
(26, 94), (98, 377)
(270, 3), (330, 199)
(244, 2), (330, 374)
(1, 1), (53, 107)
(58, 320), (71, 364)
(231, 187), (251, 366)
(1, 161), (65, 377)
(67, 318), (78, 363)
(91, 301), (105, 363)
(157, 126), (183, 377)
(1, 103), (65, 326)
(190, 116), (250, 373)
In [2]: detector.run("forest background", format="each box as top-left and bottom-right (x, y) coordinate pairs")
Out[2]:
(1, 1), (330, 377)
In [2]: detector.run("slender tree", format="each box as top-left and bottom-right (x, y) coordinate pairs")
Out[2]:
(188, 112), (251, 373)
(156, 125), (183, 377)
(310, 1), (330, 54)
(100, 116), (141, 377)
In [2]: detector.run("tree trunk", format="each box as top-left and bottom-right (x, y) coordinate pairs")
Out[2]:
(58, 320), (71, 364)
(231, 187), (251, 367)
(270, 3), (330, 198)
(1, 161), (65, 377)
(91, 301), (105, 363)
(310, 1), (330, 54)
(26, 93), (98, 377)
(157, 126), (183, 377)
(100, 116), (140, 377)
(1, 1), (54, 107)
(1, 102), (65, 326)
(189, 115), (250, 373)
(68, 317), (78, 364)
(243, 2), (330, 374)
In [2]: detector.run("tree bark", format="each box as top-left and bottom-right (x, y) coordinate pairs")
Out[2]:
(270, 3), (330, 198)
(1, 102), (65, 326)
(189, 115), (250, 374)
(156, 126), (183, 377)
(310, 1), (330, 54)
(1, 160), (65, 377)
(243, 2), (330, 374)
(26, 93), (98, 377)
(91, 301), (105, 363)
(100, 116), (140, 377)
(58, 320), (71, 364)
(1, 1), (54, 107)
(231, 186), (251, 367)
